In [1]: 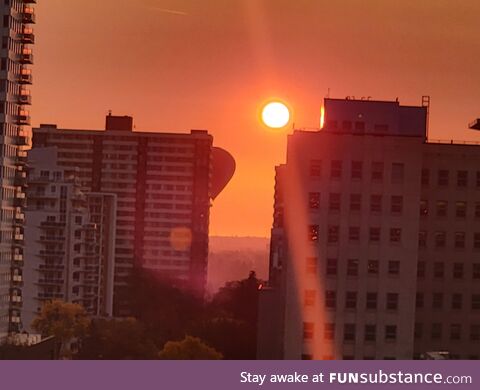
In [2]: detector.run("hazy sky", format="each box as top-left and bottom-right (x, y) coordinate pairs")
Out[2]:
(32, 0), (480, 236)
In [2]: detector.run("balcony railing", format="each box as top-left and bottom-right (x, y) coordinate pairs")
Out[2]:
(18, 27), (34, 44)
(18, 91), (32, 105)
(18, 68), (33, 84)
(22, 7), (36, 24)
(19, 49), (33, 64)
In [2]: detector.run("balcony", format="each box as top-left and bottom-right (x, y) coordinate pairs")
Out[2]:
(18, 90), (32, 105)
(18, 68), (33, 84)
(13, 252), (24, 262)
(18, 27), (34, 44)
(12, 275), (23, 287)
(37, 264), (65, 271)
(19, 49), (33, 64)
(13, 195), (26, 207)
(16, 111), (31, 125)
(14, 133), (29, 146)
(37, 278), (64, 286)
(14, 169), (27, 186)
(10, 294), (23, 307)
(22, 7), (36, 24)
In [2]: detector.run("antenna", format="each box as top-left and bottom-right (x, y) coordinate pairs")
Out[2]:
(422, 96), (430, 140)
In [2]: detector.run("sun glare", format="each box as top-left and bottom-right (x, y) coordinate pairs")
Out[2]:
(261, 101), (290, 129)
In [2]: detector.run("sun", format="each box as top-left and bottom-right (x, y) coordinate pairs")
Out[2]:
(261, 101), (290, 129)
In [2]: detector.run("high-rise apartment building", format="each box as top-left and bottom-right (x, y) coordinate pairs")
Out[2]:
(258, 97), (480, 360)
(32, 115), (234, 315)
(0, 0), (35, 339)
(22, 147), (116, 331)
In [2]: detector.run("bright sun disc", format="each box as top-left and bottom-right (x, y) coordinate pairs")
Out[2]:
(261, 101), (290, 129)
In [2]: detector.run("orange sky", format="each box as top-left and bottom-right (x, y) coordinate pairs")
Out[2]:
(31, 0), (480, 237)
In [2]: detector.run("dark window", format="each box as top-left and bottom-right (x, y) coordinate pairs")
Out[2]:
(310, 160), (322, 177)
(327, 226), (339, 243)
(417, 261), (426, 278)
(388, 261), (400, 275)
(324, 323), (335, 340)
(303, 322), (314, 340)
(450, 324), (461, 341)
(350, 194), (361, 211)
(349, 227), (360, 241)
(351, 161), (362, 179)
(436, 201), (447, 217)
(369, 227), (381, 242)
(346, 259), (359, 277)
(420, 200), (428, 216)
(390, 228), (402, 243)
(330, 160), (342, 179)
(472, 294), (480, 310)
(414, 323), (423, 339)
(325, 291), (336, 309)
(433, 293), (444, 309)
(342, 121), (352, 131)
(473, 263), (480, 279)
(391, 196), (403, 213)
(371, 162), (383, 181)
(475, 202), (480, 218)
(470, 325), (480, 341)
(367, 260), (379, 275)
(435, 231), (446, 248)
(354, 121), (365, 133)
(366, 293), (377, 310)
(421, 169), (429, 186)
(391, 163), (404, 183)
(370, 195), (382, 213)
(438, 170), (449, 186)
(474, 234), (480, 249)
(386, 293), (399, 310)
(344, 324), (356, 342)
(345, 292), (357, 309)
(431, 323), (442, 340)
(309, 192), (320, 209)
(434, 262), (444, 278)
(329, 193), (341, 211)
(365, 325), (376, 342)
(416, 293), (424, 308)
(308, 225), (319, 242)
(326, 258), (337, 276)
(455, 232), (465, 248)
(453, 263), (464, 279)
(456, 201), (467, 218)
(457, 170), (468, 187)
(477, 171), (480, 187)
(452, 294), (463, 310)
(385, 325), (397, 341)
(419, 231), (427, 247)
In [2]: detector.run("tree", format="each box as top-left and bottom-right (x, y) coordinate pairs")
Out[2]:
(77, 318), (158, 359)
(158, 336), (222, 360)
(31, 300), (90, 358)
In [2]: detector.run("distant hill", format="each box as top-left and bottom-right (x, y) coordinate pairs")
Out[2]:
(207, 236), (270, 295)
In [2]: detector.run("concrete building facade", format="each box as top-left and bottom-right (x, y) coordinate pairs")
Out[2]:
(259, 97), (480, 360)
(0, 0), (35, 339)
(31, 116), (234, 315)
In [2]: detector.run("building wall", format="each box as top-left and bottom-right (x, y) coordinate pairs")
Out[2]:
(0, 0), (35, 338)
(32, 125), (214, 315)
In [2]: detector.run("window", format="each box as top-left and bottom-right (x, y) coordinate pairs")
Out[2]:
(365, 325), (376, 342)
(414, 323), (423, 339)
(454, 232), (465, 248)
(301, 354), (313, 360)
(438, 170), (449, 186)
(470, 325), (480, 341)
(450, 324), (461, 341)
(366, 293), (377, 310)
(345, 292), (357, 309)
(329, 193), (341, 211)
(421, 169), (429, 186)
(374, 124), (389, 133)
(453, 263), (464, 279)
(310, 160), (322, 177)
(369, 227), (381, 242)
(304, 290), (316, 306)
(385, 325), (397, 341)
(474, 233), (480, 249)
(309, 192), (320, 209)
(351, 161), (362, 179)
(303, 322), (314, 340)
(431, 323), (442, 340)
(367, 260), (379, 275)
(370, 195), (382, 213)
(419, 231), (427, 247)
(388, 261), (400, 275)
(434, 262), (444, 279)
(433, 293), (444, 309)
(349, 227), (360, 241)
(324, 323), (335, 340)
(350, 194), (361, 212)
(344, 324), (356, 342)
(390, 228), (402, 243)
(472, 294), (480, 310)
(391, 196), (403, 213)
(475, 202), (480, 218)
(347, 259), (359, 276)
(326, 258), (337, 276)
(386, 293), (399, 310)
(452, 294), (463, 310)
(327, 226), (339, 243)
(391, 163), (404, 183)
(435, 231), (446, 248)
(74, 216), (82, 225)
(417, 262), (426, 278)
(371, 162), (383, 181)
(306, 257), (317, 274)
(456, 201), (467, 218)
(420, 200), (428, 216)
(457, 170), (468, 187)
(308, 225), (319, 242)
(331, 160), (342, 179)
(473, 263), (480, 279)
(325, 291), (336, 309)
(416, 293), (424, 308)
(342, 121), (352, 131)
(354, 121), (365, 133)
(436, 201), (447, 217)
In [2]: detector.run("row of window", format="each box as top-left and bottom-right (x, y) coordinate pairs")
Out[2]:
(415, 323), (480, 342)
(304, 290), (400, 310)
(303, 322), (398, 342)
(309, 160), (404, 182)
(417, 261), (480, 279)
(416, 293), (480, 310)
(309, 225), (402, 244)
(419, 200), (480, 218)
(306, 257), (401, 276)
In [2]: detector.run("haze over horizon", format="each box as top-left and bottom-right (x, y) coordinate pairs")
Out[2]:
(32, 0), (480, 236)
